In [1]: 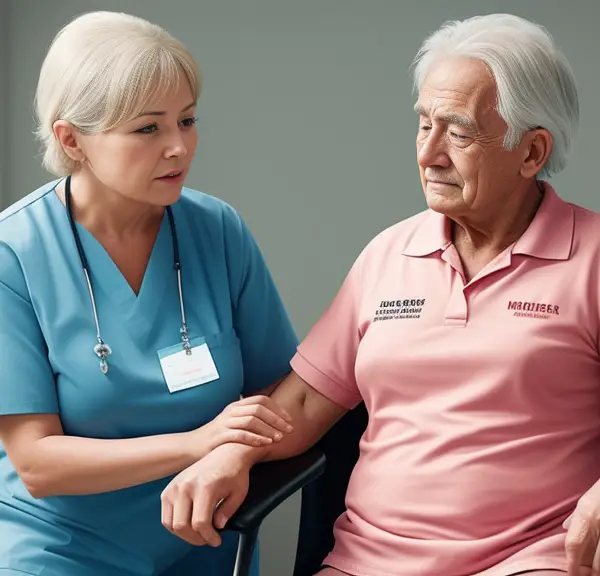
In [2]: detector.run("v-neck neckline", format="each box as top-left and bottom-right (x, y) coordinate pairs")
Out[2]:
(50, 186), (177, 337)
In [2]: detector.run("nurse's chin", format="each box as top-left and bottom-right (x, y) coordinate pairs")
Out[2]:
(149, 186), (185, 207)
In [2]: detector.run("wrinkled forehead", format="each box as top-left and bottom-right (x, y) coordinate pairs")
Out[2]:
(415, 57), (499, 126)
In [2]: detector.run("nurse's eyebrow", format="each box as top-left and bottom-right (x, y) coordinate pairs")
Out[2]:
(135, 101), (197, 118)
(414, 103), (478, 132)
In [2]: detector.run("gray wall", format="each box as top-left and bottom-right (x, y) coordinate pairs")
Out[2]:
(3, 1), (600, 575)
(0, 0), (8, 206)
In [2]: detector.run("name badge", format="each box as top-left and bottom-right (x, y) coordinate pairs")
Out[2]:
(158, 339), (220, 393)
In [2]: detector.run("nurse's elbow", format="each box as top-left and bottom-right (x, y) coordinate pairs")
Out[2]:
(19, 466), (53, 499)
(16, 451), (57, 498)
(0, 414), (66, 498)
(23, 480), (49, 499)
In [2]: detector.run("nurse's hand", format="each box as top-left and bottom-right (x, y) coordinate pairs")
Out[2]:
(161, 443), (253, 546)
(194, 395), (294, 457)
(564, 478), (600, 576)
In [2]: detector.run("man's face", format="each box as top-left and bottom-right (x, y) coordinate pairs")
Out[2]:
(415, 57), (527, 221)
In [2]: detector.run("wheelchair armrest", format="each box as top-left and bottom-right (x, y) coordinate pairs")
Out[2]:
(225, 447), (326, 534)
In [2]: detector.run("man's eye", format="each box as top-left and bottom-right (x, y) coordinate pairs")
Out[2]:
(136, 124), (158, 134)
(450, 131), (468, 140)
(420, 125), (432, 132)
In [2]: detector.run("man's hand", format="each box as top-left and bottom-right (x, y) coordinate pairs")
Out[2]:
(161, 444), (254, 547)
(564, 479), (600, 576)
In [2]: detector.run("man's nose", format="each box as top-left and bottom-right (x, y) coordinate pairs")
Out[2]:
(417, 131), (451, 169)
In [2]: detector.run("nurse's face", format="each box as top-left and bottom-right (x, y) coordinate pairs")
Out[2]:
(76, 76), (198, 207)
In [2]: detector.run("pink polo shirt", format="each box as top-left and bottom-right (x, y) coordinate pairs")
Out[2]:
(290, 183), (600, 576)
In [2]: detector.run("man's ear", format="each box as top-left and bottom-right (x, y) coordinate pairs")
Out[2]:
(520, 128), (552, 179)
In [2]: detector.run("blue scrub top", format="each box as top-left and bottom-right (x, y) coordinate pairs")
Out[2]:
(0, 181), (298, 575)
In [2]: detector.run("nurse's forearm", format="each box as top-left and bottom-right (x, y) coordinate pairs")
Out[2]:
(24, 431), (200, 498)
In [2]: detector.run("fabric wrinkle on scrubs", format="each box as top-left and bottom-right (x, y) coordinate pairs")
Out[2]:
(0, 180), (298, 576)
(290, 182), (600, 576)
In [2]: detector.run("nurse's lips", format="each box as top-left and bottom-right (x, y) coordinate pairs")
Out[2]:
(156, 170), (184, 182)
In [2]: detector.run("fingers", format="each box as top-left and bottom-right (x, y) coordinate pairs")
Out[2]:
(566, 512), (591, 576)
(172, 491), (193, 534)
(161, 490), (174, 530)
(191, 488), (222, 547)
(162, 484), (208, 547)
(592, 539), (600, 576)
(564, 513), (574, 530)
(225, 429), (275, 448)
(227, 414), (288, 442)
(214, 484), (248, 530)
(233, 395), (293, 423)
(229, 403), (294, 439)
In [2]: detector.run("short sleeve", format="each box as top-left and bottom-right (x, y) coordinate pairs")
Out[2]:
(290, 252), (365, 410)
(0, 242), (58, 415)
(224, 212), (298, 396)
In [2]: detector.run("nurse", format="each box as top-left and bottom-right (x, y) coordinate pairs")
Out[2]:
(0, 10), (297, 576)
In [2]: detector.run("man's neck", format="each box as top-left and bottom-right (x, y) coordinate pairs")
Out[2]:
(452, 180), (543, 255)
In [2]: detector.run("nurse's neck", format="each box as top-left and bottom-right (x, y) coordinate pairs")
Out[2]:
(56, 172), (164, 239)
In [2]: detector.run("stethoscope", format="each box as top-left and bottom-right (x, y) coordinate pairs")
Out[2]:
(64, 175), (192, 374)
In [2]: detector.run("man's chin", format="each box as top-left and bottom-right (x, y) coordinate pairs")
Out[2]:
(425, 192), (458, 215)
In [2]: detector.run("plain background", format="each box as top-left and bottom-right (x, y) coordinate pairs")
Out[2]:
(1, 1), (599, 574)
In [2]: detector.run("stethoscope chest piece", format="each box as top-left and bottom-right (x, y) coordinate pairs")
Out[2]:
(94, 341), (112, 374)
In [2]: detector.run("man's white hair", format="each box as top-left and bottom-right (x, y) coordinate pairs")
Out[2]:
(412, 13), (579, 178)
(35, 11), (201, 176)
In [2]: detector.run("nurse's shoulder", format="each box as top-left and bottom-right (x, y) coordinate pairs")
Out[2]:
(0, 180), (62, 294)
(0, 180), (61, 246)
(177, 186), (247, 234)
(176, 186), (261, 268)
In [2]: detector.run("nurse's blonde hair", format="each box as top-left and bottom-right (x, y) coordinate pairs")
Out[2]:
(35, 11), (202, 176)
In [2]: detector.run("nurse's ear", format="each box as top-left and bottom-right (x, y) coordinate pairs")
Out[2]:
(52, 120), (87, 165)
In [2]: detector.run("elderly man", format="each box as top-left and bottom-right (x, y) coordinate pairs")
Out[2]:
(161, 13), (600, 576)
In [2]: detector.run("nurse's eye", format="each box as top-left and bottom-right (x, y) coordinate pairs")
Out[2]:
(179, 117), (198, 128)
(135, 123), (158, 134)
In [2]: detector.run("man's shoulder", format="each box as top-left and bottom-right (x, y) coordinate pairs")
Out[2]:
(571, 201), (600, 227)
(360, 209), (430, 261)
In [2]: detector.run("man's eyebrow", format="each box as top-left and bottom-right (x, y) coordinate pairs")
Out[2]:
(414, 103), (477, 132)
(134, 101), (197, 119)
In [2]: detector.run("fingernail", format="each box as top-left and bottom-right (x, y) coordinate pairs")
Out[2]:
(274, 432), (282, 441)
(286, 425), (293, 433)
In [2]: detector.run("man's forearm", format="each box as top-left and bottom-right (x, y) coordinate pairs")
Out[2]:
(236, 371), (348, 466)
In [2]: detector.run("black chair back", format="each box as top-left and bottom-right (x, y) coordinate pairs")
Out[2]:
(292, 403), (369, 576)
